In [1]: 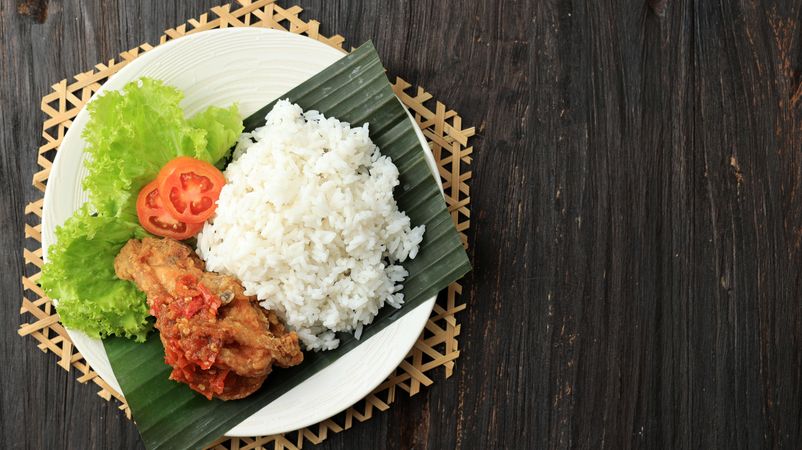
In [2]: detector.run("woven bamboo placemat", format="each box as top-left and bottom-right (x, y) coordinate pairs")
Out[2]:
(19, 1), (473, 448)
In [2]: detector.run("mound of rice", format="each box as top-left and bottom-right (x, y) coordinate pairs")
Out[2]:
(196, 100), (425, 350)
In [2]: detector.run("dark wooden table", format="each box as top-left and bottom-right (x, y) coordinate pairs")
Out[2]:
(3, 0), (802, 448)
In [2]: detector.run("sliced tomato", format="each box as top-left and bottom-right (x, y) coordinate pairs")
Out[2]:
(156, 156), (226, 224)
(136, 179), (204, 240)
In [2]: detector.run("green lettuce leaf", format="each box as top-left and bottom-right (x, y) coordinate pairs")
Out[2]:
(40, 205), (151, 341)
(188, 104), (243, 164)
(41, 77), (244, 340)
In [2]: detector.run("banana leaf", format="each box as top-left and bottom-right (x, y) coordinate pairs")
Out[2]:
(104, 41), (471, 450)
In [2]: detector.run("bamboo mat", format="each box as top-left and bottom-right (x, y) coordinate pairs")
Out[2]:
(19, 1), (474, 448)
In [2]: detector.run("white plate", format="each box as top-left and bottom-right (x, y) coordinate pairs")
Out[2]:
(41, 28), (440, 437)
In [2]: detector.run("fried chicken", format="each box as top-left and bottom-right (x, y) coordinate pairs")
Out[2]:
(114, 237), (303, 400)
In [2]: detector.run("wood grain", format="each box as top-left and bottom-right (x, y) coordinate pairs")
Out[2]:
(2, 0), (802, 449)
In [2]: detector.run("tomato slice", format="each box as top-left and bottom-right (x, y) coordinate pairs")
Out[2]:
(156, 157), (226, 224)
(136, 179), (204, 240)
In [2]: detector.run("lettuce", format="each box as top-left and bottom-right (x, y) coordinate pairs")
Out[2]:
(41, 78), (243, 340)
(188, 103), (243, 165)
(40, 206), (151, 341)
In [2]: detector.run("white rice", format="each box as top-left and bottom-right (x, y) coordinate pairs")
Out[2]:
(196, 100), (425, 350)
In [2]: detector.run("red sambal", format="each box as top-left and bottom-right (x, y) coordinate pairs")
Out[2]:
(149, 275), (227, 399)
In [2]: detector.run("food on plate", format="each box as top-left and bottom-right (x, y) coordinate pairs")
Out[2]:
(40, 78), (243, 340)
(197, 100), (425, 351)
(115, 237), (303, 400)
(156, 156), (226, 224)
(136, 179), (205, 240)
(43, 75), (428, 401)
